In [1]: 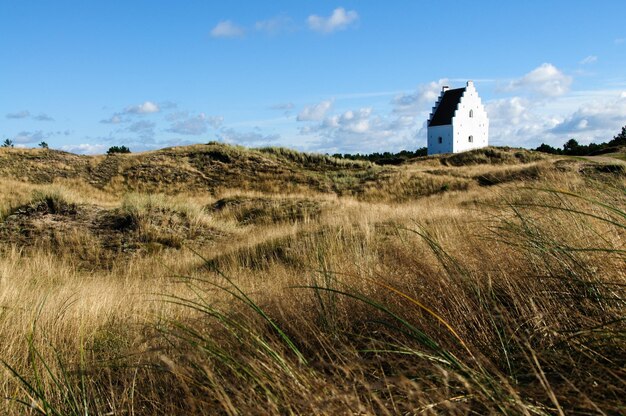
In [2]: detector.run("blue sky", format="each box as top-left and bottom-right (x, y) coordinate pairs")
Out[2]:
(1, 1), (625, 154)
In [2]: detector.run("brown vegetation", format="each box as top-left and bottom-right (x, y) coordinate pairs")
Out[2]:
(0, 145), (625, 414)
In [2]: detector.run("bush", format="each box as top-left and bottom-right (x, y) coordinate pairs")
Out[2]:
(107, 145), (131, 155)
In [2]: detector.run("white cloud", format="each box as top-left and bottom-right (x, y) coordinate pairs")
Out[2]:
(307, 8), (358, 34)
(100, 114), (124, 124)
(124, 101), (160, 114)
(485, 97), (560, 147)
(255, 15), (295, 35)
(206, 115), (224, 129)
(300, 106), (421, 154)
(126, 120), (156, 140)
(392, 79), (449, 114)
(506, 63), (572, 97)
(217, 128), (279, 146)
(322, 108), (373, 134)
(13, 130), (51, 144)
(211, 20), (245, 38)
(60, 143), (108, 155)
(6, 110), (54, 121)
(159, 101), (178, 110)
(550, 93), (626, 137)
(167, 113), (223, 135)
(482, 88), (626, 148)
(100, 101), (159, 125)
(615, 38), (625, 45)
(270, 102), (295, 116)
(486, 97), (531, 126)
(270, 102), (295, 111)
(127, 120), (155, 132)
(297, 100), (333, 121)
(165, 111), (188, 122)
(580, 55), (597, 65)
(6, 110), (30, 119)
(33, 113), (54, 121)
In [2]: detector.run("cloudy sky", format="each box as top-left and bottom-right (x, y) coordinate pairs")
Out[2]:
(1, 1), (625, 154)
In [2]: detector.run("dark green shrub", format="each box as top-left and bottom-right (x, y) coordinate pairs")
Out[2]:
(107, 145), (131, 155)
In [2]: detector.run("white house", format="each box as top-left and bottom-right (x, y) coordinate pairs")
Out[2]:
(427, 80), (489, 155)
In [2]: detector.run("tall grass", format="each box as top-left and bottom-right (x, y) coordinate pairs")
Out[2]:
(1, 159), (624, 414)
(258, 146), (373, 169)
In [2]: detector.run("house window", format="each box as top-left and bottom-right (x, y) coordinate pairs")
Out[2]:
(438, 136), (442, 144)
(468, 135), (473, 143)
(469, 109), (474, 118)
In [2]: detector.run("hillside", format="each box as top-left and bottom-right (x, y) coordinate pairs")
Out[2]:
(0, 144), (623, 276)
(0, 144), (378, 195)
(0, 144), (625, 414)
(0, 144), (561, 197)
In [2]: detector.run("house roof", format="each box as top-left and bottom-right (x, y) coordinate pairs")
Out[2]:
(428, 87), (465, 126)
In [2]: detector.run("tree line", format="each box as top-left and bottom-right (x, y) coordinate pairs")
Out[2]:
(330, 148), (428, 165)
(534, 125), (626, 156)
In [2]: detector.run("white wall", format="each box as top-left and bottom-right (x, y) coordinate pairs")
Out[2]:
(427, 125), (453, 155)
(427, 81), (489, 155)
(452, 81), (489, 153)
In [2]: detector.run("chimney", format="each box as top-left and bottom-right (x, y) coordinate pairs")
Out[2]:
(467, 80), (474, 87)
(442, 85), (449, 92)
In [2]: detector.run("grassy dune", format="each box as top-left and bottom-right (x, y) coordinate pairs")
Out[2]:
(0, 145), (625, 414)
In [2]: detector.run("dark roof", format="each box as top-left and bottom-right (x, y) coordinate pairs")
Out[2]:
(428, 87), (465, 126)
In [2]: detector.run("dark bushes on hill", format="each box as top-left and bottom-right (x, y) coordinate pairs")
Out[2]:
(331, 148), (428, 165)
(535, 125), (626, 156)
(107, 145), (131, 155)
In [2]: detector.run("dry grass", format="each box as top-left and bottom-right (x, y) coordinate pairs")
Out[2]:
(0, 145), (624, 414)
(1, 144), (381, 197)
